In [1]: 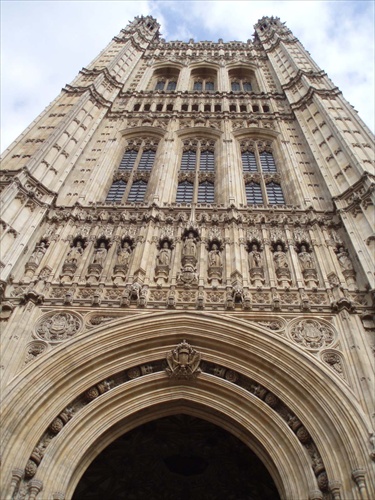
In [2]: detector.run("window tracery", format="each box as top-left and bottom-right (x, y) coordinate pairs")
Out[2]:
(240, 140), (285, 205)
(176, 139), (216, 204)
(105, 138), (158, 204)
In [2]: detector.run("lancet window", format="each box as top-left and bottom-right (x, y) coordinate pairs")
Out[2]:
(152, 67), (180, 92)
(176, 139), (216, 204)
(240, 140), (285, 206)
(105, 138), (158, 204)
(228, 67), (257, 93)
(231, 80), (252, 92)
(191, 67), (217, 93)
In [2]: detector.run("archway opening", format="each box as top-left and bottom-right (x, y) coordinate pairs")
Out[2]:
(73, 414), (280, 500)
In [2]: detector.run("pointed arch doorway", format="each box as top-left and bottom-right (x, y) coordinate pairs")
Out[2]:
(72, 414), (280, 500)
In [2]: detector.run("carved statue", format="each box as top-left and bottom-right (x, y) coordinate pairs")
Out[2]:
(65, 241), (83, 264)
(336, 247), (353, 271)
(157, 241), (171, 266)
(117, 241), (131, 266)
(182, 232), (197, 259)
(208, 244), (221, 267)
(248, 244), (262, 269)
(28, 242), (47, 266)
(298, 245), (315, 270)
(273, 245), (288, 269)
(93, 242), (107, 267)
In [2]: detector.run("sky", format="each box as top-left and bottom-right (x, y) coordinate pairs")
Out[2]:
(1, 0), (374, 152)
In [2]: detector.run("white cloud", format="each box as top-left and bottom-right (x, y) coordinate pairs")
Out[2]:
(1, 0), (373, 152)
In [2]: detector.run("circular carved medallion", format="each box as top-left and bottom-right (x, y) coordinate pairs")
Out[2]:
(289, 319), (335, 350)
(35, 311), (82, 343)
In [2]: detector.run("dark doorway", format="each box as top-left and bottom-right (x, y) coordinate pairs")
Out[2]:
(73, 414), (280, 500)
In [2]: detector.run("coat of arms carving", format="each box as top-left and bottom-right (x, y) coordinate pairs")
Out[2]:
(166, 340), (201, 380)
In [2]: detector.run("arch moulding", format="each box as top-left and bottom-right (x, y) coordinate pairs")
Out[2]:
(1, 311), (373, 499)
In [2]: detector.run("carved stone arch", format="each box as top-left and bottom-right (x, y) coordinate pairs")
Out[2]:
(152, 61), (185, 71)
(233, 127), (279, 141)
(119, 126), (166, 140)
(189, 60), (221, 71)
(226, 61), (259, 72)
(1, 312), (372, 499)
(177, 127), (222, 141)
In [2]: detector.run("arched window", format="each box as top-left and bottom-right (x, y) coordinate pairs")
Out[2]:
(198, 181), (215, 203)
(193, 81), (203, 91)
(119, 149), (138, 171)
(229, 67), (257, 93)
(166, 81), (177, 91)
(191, 68), (217, 92)
(105, 180), (127, 203)
(180, 150), (196, 171)
(176, 140), (216, 204)
(152, 67), (180, 92)
(127, 180), (148, 203)
(240, 141), (286, 206)
(266, 182), (285, 204)
(245, 182), (263, 205)
(105, 139), (158, 204)
(260, 152), (277, 172)
(137, 149), (156, 171)
(176, 181), (194, 203)
(241, 151), (257, 172)
(200, 150), (215, 171)
(155, 80), (165, 90)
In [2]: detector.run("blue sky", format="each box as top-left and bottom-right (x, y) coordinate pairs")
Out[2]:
(1, 0), (374, 151)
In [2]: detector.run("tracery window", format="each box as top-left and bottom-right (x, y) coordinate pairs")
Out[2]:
(176, 139), (216, 204)
(105, 180), (127, 203)
(231, 81), (252, 92)
(155, 79), (177, 91)
(105, 138), (158, 204)
(152, 67), (180, 92)
(240, 140), (285, 206)
(193, 80), (215, 92)
(228, 67), (257, 93)
(191, 67), (217, 93)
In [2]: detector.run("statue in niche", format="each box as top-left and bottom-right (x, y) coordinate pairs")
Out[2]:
(93, 242), (107, 267)
(117, 241), (132, 267)
(182, 232), (197, 259)
(66, 241), (84, 264)
(298, 245), (315, 270)
(157, 241), (171, 266)
(248, 244), (263, 269)
(336, 247), (353, 271)
(208, 243), (221, 267)
(273, 244), (289, 269)
(28, 242), (47, 267)
(273, 243), (291, 288)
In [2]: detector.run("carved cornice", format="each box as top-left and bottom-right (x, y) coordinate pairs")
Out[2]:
(1, 168), (57, 203)
(290, 87), (341, 111)
(79, 67), (123, 89)
(282, 70), (326, 90)
(63, 84), (113, 108)
(332, 172), (375, 211)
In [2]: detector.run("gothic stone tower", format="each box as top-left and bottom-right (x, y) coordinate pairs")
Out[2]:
(1, 15), (374, 500)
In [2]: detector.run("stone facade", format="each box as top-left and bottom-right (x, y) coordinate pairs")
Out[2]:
(1, 15), (374, 499)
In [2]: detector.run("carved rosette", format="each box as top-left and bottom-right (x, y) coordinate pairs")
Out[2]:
(25, 340), (48, 364)
(289, 319), (335, 351)
(321, 350), (345, 378)
(35, 311), (82, 343)
(166, 340), (201, 379)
